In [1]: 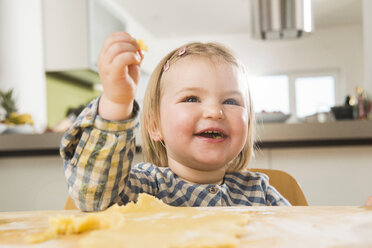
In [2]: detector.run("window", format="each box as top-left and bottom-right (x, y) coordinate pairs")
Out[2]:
(249, 75), (290, 114)
(249, 72), (337, 118)
(295, 76), (335, 118)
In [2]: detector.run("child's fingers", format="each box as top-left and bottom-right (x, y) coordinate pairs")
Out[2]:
(101, 32), (139, 54)
(104, 42), (140, 65)
(111, 52), (141, 79)
(98, 41), (134, 70)
(128, 64), (141, 85)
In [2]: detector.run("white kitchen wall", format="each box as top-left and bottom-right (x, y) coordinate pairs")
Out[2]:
(146, 25), (363, 105)
(0, 0), (47, 132)
(100, 0), (155, 73)
(363, 0), (372, 95)
(0, 152), (143, 212)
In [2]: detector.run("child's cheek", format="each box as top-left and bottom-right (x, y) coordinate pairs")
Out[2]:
(168, 106), (197, 135)
(159, 100), (195, 144)
(227, 106), (248, 122)
(227, 108), (249, 136)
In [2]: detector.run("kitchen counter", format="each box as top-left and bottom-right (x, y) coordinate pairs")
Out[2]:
(1, 120), (371, 157)
(256, 119), (372, 148)
(0, 132), (64, 157)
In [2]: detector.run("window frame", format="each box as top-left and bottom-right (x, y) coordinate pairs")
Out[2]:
(288, 70), (340, 117)
(250, 70), (340, 118)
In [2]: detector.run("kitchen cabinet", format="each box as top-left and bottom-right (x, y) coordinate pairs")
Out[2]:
(3, 145), (369, 211)
(0, 156), (68, 212)
(42, 0), (89, 71)
(271, 146), (372, 206)
(42, 0), (129, 71)
(252, 146), (372, 206)
(42, 0), (153, 72)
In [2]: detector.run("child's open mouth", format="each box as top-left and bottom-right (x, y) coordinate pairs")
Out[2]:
(194, 130), (226, 140)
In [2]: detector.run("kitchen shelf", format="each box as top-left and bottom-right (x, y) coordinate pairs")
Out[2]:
(0, 132), (64, 157)
(255, 119), (372, 148)
(1, 120), (372, 157)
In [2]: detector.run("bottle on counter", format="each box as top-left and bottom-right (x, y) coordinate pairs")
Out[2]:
(355, 87), (371, 120)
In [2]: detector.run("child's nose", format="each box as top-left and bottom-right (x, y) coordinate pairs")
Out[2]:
(203, 105), (225, 120)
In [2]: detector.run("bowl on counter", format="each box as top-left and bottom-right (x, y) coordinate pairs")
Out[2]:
(331, 106), (355, 120)
(0, 123), (7, 134)
(255, 112), (291, 123)
(298, 111), (334, 123)
(1, 124), (34, 134)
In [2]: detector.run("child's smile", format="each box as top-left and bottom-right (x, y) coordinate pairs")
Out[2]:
(194, 128), (227, 142)
(155, 55), (249, 184)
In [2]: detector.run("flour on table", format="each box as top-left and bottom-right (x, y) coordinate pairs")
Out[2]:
(27, 194), (249, 248)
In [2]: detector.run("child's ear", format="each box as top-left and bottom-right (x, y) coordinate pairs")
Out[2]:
(148, 120), (163, 141)
(150, 130), (163, 141)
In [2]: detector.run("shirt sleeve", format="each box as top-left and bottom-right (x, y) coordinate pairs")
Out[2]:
(60, 97), (140, 212)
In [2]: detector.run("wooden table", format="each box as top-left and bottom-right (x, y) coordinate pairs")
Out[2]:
(1, 206), (372, 247)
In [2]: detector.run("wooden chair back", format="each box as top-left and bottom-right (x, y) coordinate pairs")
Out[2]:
(250, 168), (308, 206)
(64, 195), (78, 210)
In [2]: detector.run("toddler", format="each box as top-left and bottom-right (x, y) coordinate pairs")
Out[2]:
(61, 32), (290, 211)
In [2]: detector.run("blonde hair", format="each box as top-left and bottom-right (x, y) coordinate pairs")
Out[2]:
(140, 42), (255, 172)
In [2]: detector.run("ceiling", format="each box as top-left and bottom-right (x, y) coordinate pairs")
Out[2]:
(112, 0), (362, 37)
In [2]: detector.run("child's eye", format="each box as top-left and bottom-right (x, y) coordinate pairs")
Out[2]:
(223, 98), (240, 106)
(182, 96), (199, 103)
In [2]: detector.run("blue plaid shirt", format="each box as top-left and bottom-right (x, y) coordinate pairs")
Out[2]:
(61, 98), (290, 212)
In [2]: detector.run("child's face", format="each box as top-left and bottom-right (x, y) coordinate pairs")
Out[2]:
(156, 56), (249, 183)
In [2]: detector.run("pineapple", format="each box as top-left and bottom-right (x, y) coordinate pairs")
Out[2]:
(0, 89), (17, 119)
(0, 89), (34, 125)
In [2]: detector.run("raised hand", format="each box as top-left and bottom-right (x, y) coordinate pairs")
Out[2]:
(97, 32), (143, 120)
